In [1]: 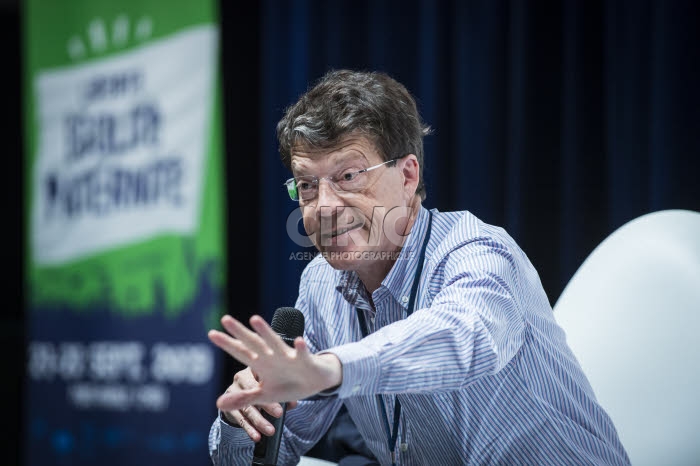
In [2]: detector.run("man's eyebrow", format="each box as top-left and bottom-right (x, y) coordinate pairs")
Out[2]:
(329, 150), (369, 165)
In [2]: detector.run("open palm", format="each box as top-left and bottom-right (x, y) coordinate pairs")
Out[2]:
(208, 315), (342, 412)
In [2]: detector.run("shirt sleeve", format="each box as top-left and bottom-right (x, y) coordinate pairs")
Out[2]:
(326, 238), (527, 398)
(208, 262), (344, 465)
(208, 411), (256, 466)
(275, 397), (344, 465)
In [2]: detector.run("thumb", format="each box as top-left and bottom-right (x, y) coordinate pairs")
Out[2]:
(217, 385), (262, 411)
(294, 337), (312, 360)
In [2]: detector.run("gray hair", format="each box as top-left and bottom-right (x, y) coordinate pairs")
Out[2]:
(276, 69), (432, 200)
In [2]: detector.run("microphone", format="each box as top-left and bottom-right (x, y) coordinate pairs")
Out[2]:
(252, 307), (305, 466)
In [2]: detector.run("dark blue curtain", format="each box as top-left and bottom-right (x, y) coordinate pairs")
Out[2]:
(250, 0), (700, 320)
(220, 1), (699, 459)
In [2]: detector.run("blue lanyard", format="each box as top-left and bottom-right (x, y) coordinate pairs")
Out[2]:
(355, 211), (433, 466)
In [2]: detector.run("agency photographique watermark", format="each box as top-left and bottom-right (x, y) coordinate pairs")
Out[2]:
(284, 205), (419, 261)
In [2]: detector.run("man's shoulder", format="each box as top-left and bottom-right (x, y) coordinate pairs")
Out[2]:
(429, 209), (522, 261)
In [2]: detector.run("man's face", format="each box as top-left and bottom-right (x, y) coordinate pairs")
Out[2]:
(290, 136), (416, 271)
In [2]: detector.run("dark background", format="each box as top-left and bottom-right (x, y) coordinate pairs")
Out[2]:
(3, 0), (699, 464)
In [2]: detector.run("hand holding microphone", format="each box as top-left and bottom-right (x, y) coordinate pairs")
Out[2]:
(208, 308), (343, 463)
(219, 367), (296, 443)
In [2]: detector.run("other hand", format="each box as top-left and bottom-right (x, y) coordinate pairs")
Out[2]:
(219, 367), (299, 441)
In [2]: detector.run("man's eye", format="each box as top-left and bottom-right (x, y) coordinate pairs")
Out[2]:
(299, 181), (313, 191)
(342, 172), (358, 182)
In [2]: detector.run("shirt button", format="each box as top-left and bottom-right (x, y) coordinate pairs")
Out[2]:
(352, 385), (361, 393)
(400, 443), (408, 452)
(401, 296), (409, 304)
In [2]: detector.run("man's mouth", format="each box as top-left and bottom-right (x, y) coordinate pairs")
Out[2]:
(321, 223), (363, 241)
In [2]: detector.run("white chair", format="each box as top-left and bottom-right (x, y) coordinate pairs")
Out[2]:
(553, 209), (700, 465)
(298, 456), (338, 466)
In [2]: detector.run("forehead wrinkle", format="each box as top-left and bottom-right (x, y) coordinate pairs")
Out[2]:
(291, 143), (373, 176)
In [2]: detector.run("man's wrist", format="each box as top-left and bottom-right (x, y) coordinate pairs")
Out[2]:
(315, 352), (342, 392)
(319, 342), (380, 398)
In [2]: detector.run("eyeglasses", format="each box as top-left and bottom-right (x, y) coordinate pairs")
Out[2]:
(284, 156), (404, 202)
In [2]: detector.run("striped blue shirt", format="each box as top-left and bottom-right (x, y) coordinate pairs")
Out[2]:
(209, 207), (630, 465)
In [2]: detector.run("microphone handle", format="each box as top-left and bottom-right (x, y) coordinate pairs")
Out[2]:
(252, 402), (287, 465)
(252, 327), (300, 465)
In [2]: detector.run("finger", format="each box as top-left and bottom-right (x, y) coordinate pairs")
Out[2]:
(221, 315), (271, 356)
(258, 402), (284, 418)
(293, 337), (312, 361)
(241, 406), (277, 437)
(217, 385), (262, 412)
(249, 315), (291, 354)
(208, 330), (256, 366)
(226, 409), (262, 442)
(221, 315), (270, 354)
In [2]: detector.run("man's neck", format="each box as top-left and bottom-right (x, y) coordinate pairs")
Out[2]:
(356, 200), (422, 294)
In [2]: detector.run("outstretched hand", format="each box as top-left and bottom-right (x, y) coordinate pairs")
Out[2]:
(208, 314), (342, 413)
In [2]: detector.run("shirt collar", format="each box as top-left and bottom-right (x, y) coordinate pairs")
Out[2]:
(336, 206), (430, 311)
(336, 269), (369, 309)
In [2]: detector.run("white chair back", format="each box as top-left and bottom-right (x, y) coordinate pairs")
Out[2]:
(553, 209), (700, 465)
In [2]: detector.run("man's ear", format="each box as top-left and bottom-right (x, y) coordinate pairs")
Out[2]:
(401, 154), (420, 199)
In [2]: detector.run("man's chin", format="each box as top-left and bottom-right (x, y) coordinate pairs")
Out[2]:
(317, 248), (366, 270)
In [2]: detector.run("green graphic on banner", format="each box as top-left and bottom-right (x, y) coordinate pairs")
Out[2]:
(23, 2), (226, 463)
(24, 0), (225, 322)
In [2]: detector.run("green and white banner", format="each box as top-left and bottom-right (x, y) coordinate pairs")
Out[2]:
(23, 1), (225, 464)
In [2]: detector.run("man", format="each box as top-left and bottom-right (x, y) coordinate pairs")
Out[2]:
(208, 70), (630, 465)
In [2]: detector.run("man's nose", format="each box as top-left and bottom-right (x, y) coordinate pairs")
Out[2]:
(315, 178), (344, 213)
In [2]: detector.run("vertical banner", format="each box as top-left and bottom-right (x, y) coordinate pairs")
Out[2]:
(23, 1), (225, 465)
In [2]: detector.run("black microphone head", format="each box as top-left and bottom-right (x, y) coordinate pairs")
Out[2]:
(271, 307), (305, 346)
